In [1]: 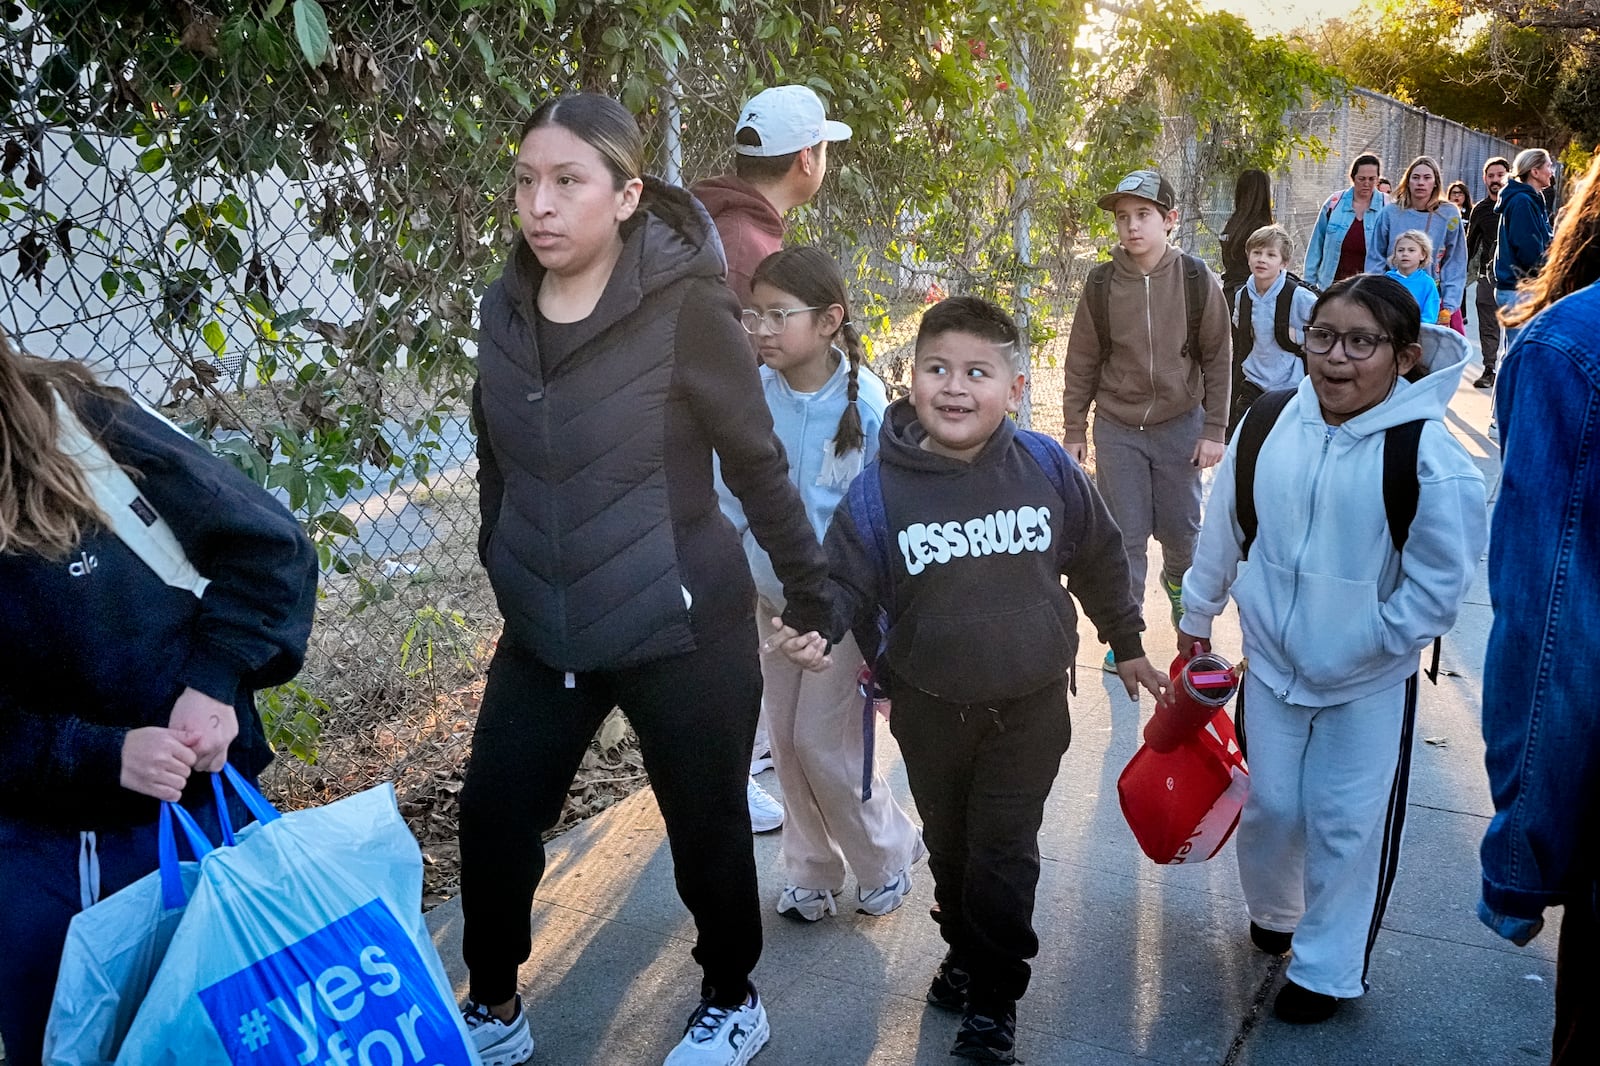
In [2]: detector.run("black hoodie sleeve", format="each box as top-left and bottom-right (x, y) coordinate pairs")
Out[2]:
(0, 702), (128, 805)
(1059, 459), (1147, 662)
(470, 379), (504, 566)
(676, 279), (833, 637)
(86, 395), (319, 703)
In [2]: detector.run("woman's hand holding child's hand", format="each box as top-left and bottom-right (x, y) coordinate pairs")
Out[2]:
(1116, 655), (1174, 705)
(765, 617), (833, 672)
(121, 727), (199, 802)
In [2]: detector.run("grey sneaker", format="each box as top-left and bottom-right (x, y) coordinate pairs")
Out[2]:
(461, 995), (535, 1066)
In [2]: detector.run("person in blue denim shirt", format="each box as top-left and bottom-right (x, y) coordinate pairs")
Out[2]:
(1303, 153), (1388, 290)
(1481, 150), (1600, 1066)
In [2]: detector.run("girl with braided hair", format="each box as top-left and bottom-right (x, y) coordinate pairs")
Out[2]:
(716, 246), (923, 924)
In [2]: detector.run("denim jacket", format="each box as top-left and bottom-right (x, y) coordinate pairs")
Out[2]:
(1480, 279), (1600, 943)
(1303, 186), (1388, 290)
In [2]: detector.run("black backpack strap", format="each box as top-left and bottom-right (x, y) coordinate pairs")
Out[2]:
(1383, 418), (1442, 682)
(1274, 278), (1304, 356)
(1232, 284), (1253, 363)
(1087, 261), (1113, 365)
(1181, 253), (1206, 360)
(1234, 388), (1297, 559)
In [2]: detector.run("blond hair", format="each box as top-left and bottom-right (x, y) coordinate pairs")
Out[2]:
(1394, 156), (1446, 212)
(1244, 223), (1294, 260)
(1513, 148), (1552, 181)
(1390, 228), (1435, 268)
(0, 327), (123, 558)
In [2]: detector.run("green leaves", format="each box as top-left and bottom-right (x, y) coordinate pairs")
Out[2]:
(292, 0), (333, 68)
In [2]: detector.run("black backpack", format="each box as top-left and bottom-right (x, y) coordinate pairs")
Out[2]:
(1232, 271), (1319, 360)
(1085, 252), (1209, 364)
(1233, 388), (1442, 684)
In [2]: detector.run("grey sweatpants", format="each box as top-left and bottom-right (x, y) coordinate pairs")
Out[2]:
(1091, 405), (1204, 603)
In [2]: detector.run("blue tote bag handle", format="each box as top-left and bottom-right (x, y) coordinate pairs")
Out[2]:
(158, 801), (216, 910)
(159, 764), (283, 908)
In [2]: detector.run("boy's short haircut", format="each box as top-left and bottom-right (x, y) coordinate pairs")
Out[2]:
(1244, 223), (1294, 260)
(1391, 228), (1435, 265)
(733, 127), (802, 182)
(916, 296), (1023, 372)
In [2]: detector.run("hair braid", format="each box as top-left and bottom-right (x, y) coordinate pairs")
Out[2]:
(831, 322), (866, 457)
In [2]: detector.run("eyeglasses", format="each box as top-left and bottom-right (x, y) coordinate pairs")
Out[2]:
(1303, 326), (1392, 361)
(740, 306), (821, 335)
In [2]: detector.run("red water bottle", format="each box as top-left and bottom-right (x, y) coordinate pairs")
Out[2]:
(1142, 648), (1245, 753)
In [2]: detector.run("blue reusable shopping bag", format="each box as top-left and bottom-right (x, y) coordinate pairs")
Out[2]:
(111, 769), (475, 1065)
(44, 775), (263, 1066)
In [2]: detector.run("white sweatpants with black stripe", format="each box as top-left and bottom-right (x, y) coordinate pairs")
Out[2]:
(1235, 671), (1417, 999)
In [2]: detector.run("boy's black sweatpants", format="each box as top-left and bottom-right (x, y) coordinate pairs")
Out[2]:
(458, 620), (763, 1009)
(889, 673), (1072, 1007)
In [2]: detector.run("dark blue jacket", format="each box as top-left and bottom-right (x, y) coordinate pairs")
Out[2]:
(822, 400), (1145, 703)
(1493, 179), (1552, 291)
(1481, 280), (1600, 941)
(0, 393), (318, 830)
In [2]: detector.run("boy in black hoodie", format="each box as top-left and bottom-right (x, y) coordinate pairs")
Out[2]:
(773, 297), (1168, 1063)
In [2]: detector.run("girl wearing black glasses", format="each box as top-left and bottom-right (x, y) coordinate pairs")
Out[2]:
(1176, 274), (1487, 1024)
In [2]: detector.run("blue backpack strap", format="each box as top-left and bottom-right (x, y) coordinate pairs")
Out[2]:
(1015, 429), (1073, 501)
(846, 461), (895, 803)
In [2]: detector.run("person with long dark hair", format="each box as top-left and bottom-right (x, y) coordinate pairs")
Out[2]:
(1218, 168), (1273, 298)
(1481, 149), (1600, 1066)
(0, 328), (318, 1065)
(457, 93), (833, 1066)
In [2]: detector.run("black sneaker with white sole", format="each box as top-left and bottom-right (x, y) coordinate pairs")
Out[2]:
(952, 1001), (1017, 1063)
(461, 994), (535, 1066)
(926, 950), (972, 1011)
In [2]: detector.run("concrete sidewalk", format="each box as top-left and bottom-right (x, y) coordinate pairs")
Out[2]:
(426, 310), (1557, 1065)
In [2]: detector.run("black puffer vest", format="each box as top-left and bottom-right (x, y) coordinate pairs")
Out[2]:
(474, 181), (827, 671)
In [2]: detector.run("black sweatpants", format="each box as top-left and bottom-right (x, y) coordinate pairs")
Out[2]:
(889, 674), (1072, 1006)
(1474, 278), (1502, 374)
(458, 620), (763, 1008)
(1554, 889), (1598, 1065)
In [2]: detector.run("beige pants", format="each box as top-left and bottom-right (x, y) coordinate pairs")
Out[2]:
(758, 604), (922, 892)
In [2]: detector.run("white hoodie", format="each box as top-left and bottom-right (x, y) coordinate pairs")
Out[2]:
(1181, 324), (1488, 707)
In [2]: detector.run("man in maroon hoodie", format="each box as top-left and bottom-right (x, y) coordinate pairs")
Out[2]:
(692, 84), (853, 305)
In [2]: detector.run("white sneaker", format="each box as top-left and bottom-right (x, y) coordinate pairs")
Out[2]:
(747, 777), (784, 832)
(776, 885), (837, 922)
(857, 865), (913, 916)
(749, 749), (775, 775)
(663, 991), (770, 1065)
(461, 995), (535, 1066)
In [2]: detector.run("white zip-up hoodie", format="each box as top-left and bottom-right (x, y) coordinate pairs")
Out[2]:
(1181, 324), (1488, 707)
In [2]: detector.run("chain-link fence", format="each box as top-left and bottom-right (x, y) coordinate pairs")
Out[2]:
(2, 1), (1516, 905)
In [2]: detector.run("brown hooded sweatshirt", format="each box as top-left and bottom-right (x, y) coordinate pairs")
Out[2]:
(1060, 244), (1233, 445)
(690, 174), (785, 305)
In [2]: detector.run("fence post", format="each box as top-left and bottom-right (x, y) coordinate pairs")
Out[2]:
(1012, 34), (1034, 429)
(662, 56), (683, 185)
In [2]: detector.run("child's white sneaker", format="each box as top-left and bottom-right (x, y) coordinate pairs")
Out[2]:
(747, 777), (784, 832)
(662, 990), (770, 1065)
(461, 995), (535, 1066)
(856, 866), (913, 916)
(776, 885), (837, 922)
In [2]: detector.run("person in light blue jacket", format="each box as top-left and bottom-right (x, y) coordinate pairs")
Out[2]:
(716, 246), (923, 926)
(1180, 276), (1486, 1026)
(1366, 155), (1468, 332)
(1304, 153), (1388, 290)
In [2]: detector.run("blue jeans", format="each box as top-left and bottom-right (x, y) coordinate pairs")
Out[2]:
(0, 796), (251, 1065)
(1495, 287), (1529, 356)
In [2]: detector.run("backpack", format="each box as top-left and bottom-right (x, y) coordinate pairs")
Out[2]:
(1231, 271), (1319, 360)
(1085, 253), (1209, 365)
(1232, 389), (1442, 683)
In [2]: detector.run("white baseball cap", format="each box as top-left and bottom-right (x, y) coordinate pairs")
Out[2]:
(734, 85), (853, 157)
